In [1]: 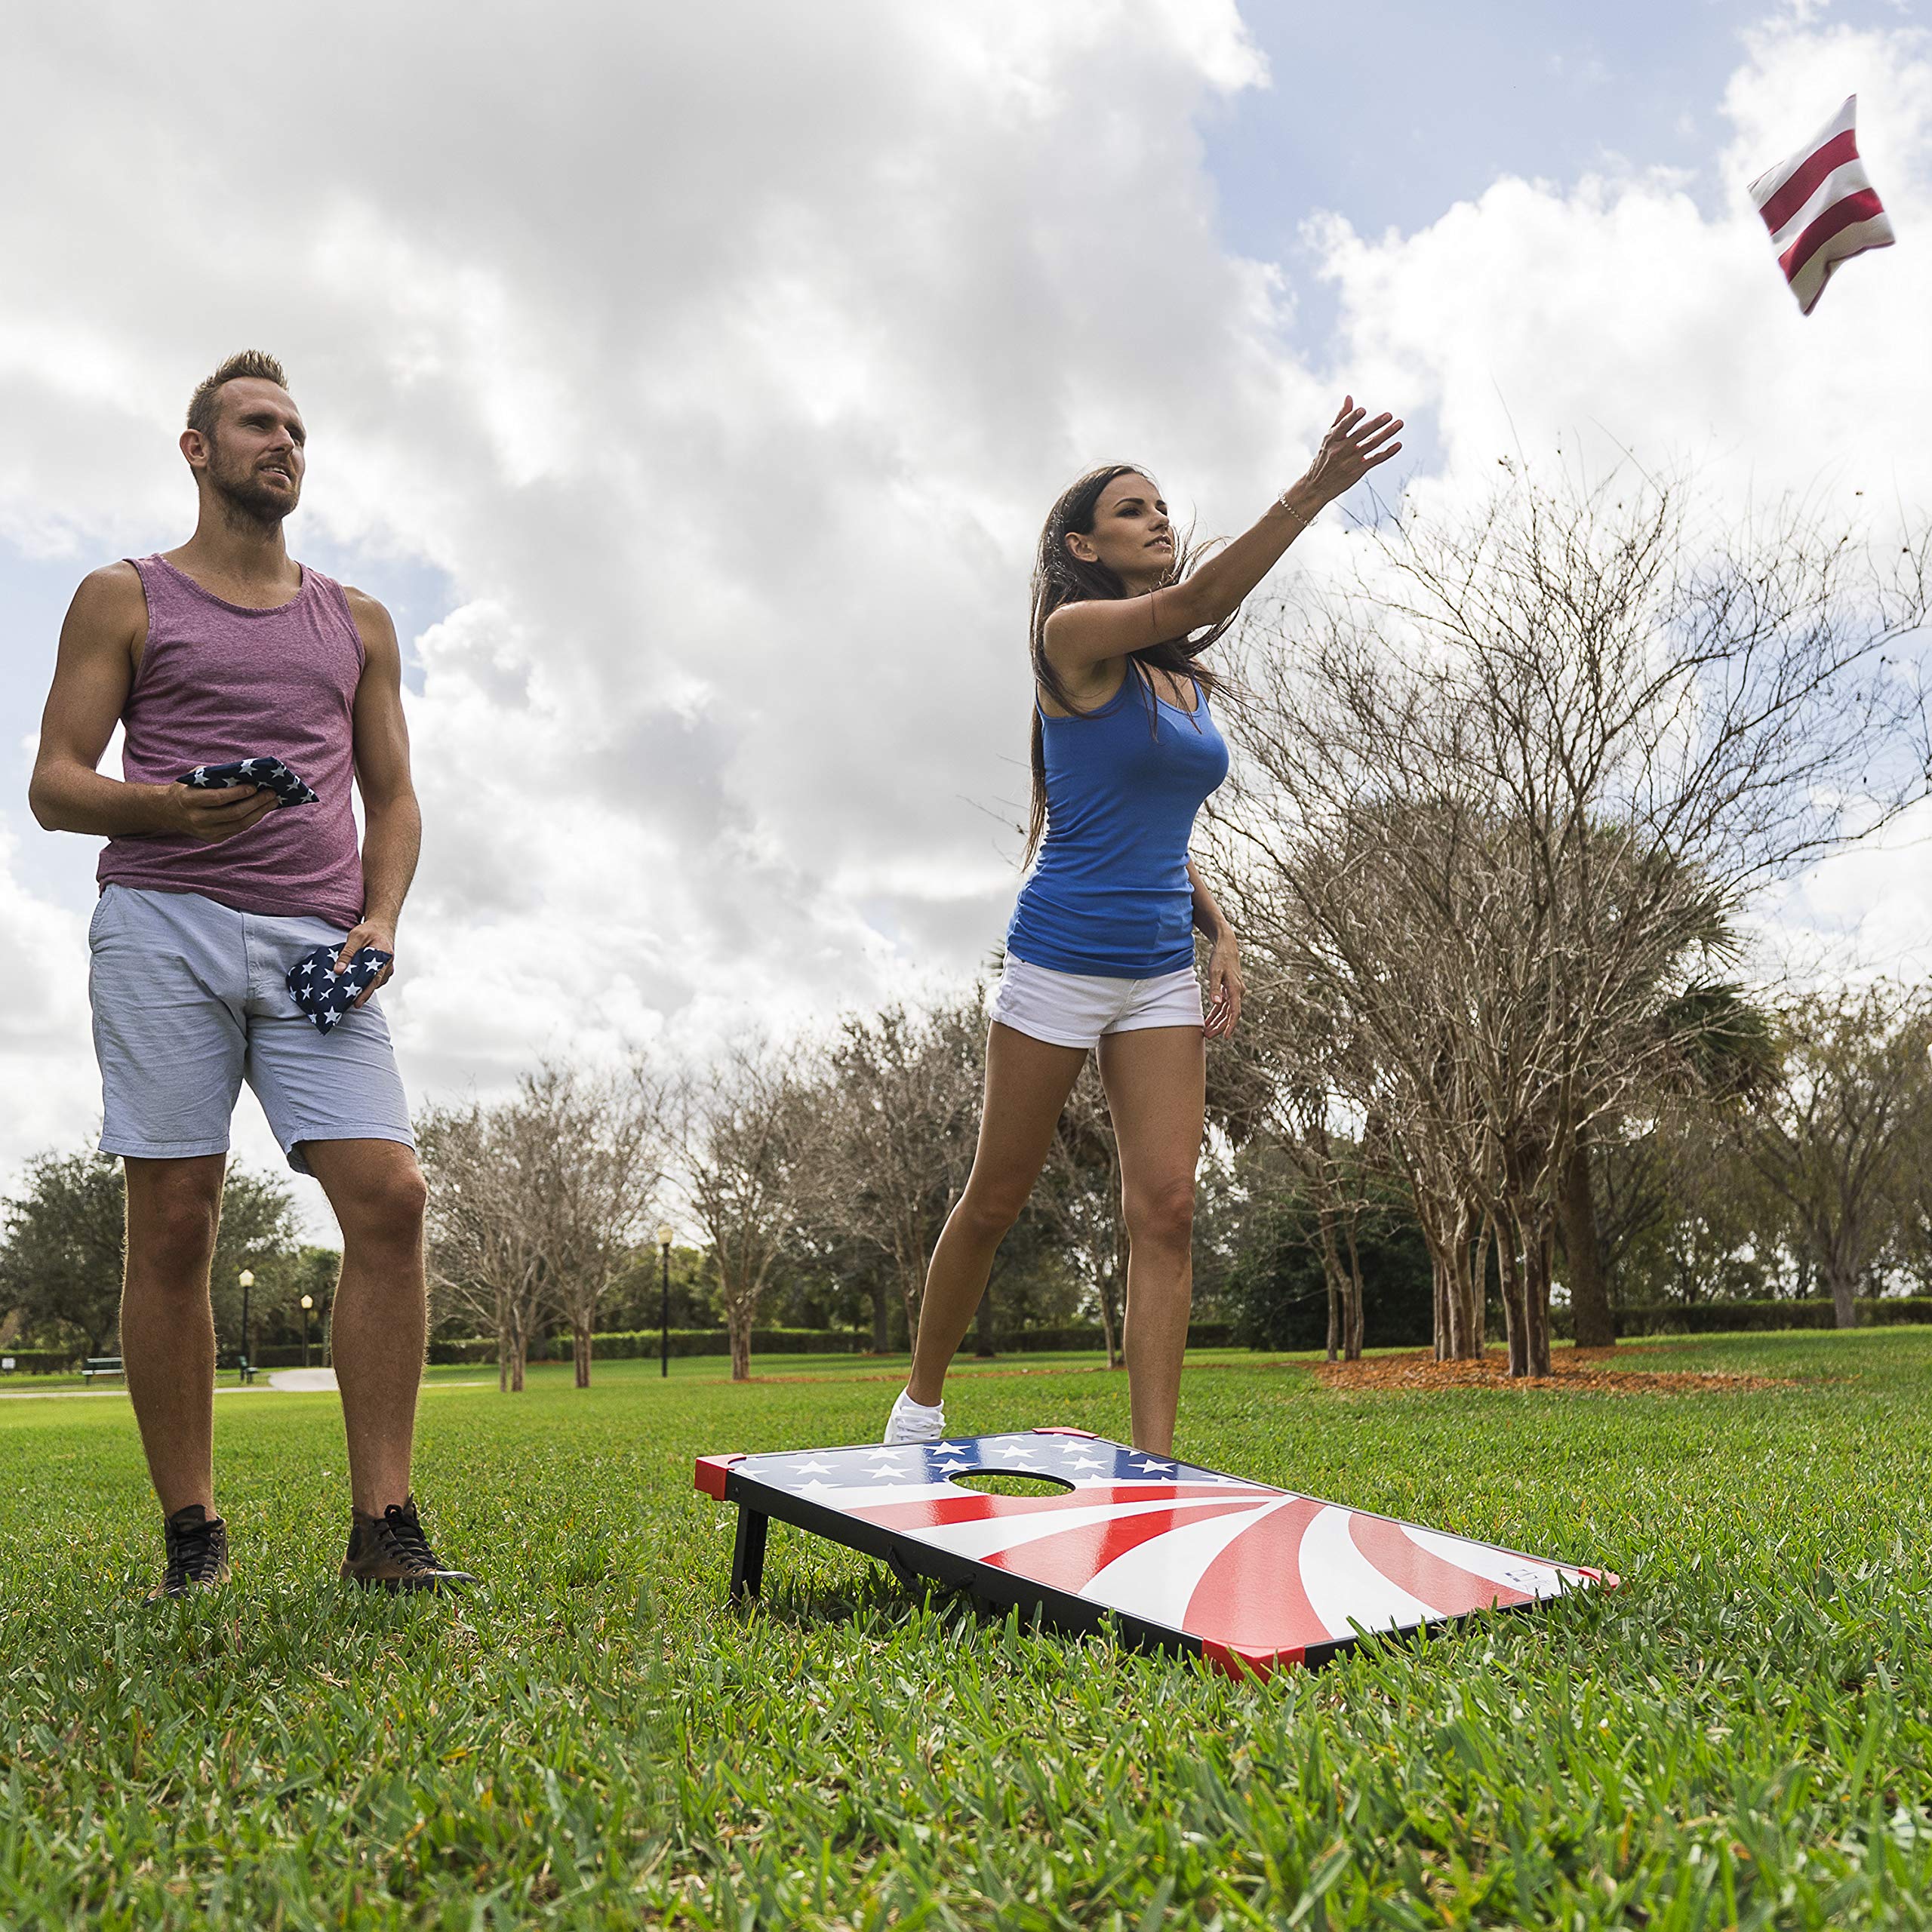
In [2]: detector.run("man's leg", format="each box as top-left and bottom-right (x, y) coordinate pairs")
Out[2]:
(300, 1137), (429, 1515)
(121, 1155), (228, 1517)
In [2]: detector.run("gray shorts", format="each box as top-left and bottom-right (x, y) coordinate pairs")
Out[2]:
(89, 884), (414, 1175)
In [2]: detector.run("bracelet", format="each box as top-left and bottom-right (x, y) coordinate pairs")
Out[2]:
(1277, 492), (1315, 530)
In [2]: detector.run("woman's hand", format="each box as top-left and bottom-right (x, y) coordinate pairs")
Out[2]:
(1294, 395), (1404, 510)
(1204, 931), (1243, 1039)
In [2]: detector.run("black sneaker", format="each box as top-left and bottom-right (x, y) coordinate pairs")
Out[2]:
(146, 1504), (230, 1601)
(340, 1497), (475, 1593)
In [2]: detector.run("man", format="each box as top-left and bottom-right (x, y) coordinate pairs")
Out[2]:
(29, 350), (471, 1600)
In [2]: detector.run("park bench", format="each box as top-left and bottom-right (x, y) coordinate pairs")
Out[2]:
(82, 1356), (125, 1383)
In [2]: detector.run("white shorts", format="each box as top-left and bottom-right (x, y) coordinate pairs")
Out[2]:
(89, 884), (415, 1177)
(990, 952), (1202, 1051)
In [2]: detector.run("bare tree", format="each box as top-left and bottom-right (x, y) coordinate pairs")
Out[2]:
(1738, 983), (1932, 1327)
(807, 992), (986, 1352)
(524, 1060), (672, 1388)
(1558, 976), (1778, 1337)
(1203, 972), (1370, 1360)
(679, 1037), (810, 1382)
(1213, 468), (1930, 1374)
(419, 1095), (552, 1392)
(1034, 1062), (1129, 1368)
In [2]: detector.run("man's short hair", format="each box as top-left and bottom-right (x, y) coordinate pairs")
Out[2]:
(186, 351), (291, 438)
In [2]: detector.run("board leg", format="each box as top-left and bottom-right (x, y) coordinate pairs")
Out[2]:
(730, 1506), (768, 1604)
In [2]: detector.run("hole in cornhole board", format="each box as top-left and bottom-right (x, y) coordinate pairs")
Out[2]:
(952, 1472), (1075, 1499)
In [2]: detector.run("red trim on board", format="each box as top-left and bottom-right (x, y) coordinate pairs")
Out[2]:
(694, 1454), (743, 1500)
(1201, 1638), (1303, 1681)
(1032, 1426), (1100, 1438)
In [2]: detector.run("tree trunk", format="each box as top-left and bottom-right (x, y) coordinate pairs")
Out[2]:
(1522, 1215), (1554, 1377)
(498, 1317), (510, 1394)
(1438, 1204), (1484, 1361)
(728, 1306), (752, 1381)
(974, 1278), (998, 1358)
(901, 1274), (922, 1364)
(1558, 1140), (1615, 1349)
(869, 1281), (892, 1355)
(1097, 1272), (1122, 1368)
(1317, 1208), (1343, 1363)
(1341, 1214), (1365, 1361)
(1470, 1223), (1490, 1354)
(511, 1327), (527, 1393)
(1496, 1226), (1531, 1379)
(1421, 1197), (1483, 1361)
(1431, 1248), (1450, 1361)
(574, 1319), (592, 1389)
(1826, 1260), (1859, 1329)
(1448, 1235), (1476, 1361)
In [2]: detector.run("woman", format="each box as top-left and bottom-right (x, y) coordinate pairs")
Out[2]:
(884, 398), (1402, 1455)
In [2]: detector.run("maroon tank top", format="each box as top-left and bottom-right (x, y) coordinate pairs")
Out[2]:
(97, 555), (367, 928)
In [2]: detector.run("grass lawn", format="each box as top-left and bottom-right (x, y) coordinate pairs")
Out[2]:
(2, 1330), (1928, 1927)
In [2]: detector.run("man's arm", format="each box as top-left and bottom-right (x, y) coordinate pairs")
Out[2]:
(337, 589), (421, 998)
(28, 564), (276, 842)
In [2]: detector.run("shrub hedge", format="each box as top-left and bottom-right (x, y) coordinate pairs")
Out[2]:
(426, 1321), (1236, 1366)
(26, 1306), (1926, 1378)
(0, 1349), (84, 1375)
(1608, 1297), (1932, 1336)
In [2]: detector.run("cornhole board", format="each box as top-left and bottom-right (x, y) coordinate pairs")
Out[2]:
(695, 1426), (1616, 1678)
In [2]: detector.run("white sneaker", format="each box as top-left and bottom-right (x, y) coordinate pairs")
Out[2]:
(884, 1388), (945, 1445)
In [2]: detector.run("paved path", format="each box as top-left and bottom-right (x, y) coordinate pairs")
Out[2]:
(0, 1383), (269, 1401)
(269, 1367), (340, 1392)
(2, 1370), (483, 1401)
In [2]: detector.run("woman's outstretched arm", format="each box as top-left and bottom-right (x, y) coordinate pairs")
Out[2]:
(1044, 395), (1402, 677)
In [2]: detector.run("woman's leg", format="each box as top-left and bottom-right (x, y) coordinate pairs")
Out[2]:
(1097, 1023), (1206, 1455)
(904, 1022), (1088, 1407)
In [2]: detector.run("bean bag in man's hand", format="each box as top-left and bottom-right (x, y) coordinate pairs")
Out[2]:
(179, 756), (320, 808)
(287, 946), (392, 1033)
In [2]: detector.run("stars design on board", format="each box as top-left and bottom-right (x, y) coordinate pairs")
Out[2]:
(178, 755), (321, 808)
(738, 1432), (1259, 1496)
(286, 944), (392, 1035)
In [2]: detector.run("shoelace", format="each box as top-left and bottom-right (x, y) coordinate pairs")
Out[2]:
(380, 1504), (443, 1574)
(167, 1519), (223, 1588)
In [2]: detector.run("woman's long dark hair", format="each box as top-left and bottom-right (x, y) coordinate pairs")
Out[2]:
(1024, 463), (1235, 867)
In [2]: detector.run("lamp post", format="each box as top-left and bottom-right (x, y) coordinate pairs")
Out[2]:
(238, 1269), (255, 1383)
(300, 1293), (314, 1369)
(657, 1223), (675, 1380)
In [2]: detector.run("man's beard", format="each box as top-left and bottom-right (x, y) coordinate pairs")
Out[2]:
(209, 450), (300, 529)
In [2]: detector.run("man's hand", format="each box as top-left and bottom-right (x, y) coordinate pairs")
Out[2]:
(333, 921), (396, 1008)
(1205, 931), (1243, 1039)
(165, 780), (279, 845)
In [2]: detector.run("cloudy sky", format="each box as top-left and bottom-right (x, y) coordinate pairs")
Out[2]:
(2, 0), (1927, 1234)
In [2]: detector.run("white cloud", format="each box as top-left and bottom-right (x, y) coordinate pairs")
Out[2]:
(1312, 17), (1931, 506)
(1302, 10), (1932, 990)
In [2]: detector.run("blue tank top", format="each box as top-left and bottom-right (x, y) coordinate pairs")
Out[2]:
(1006, 669), (1229, 979)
